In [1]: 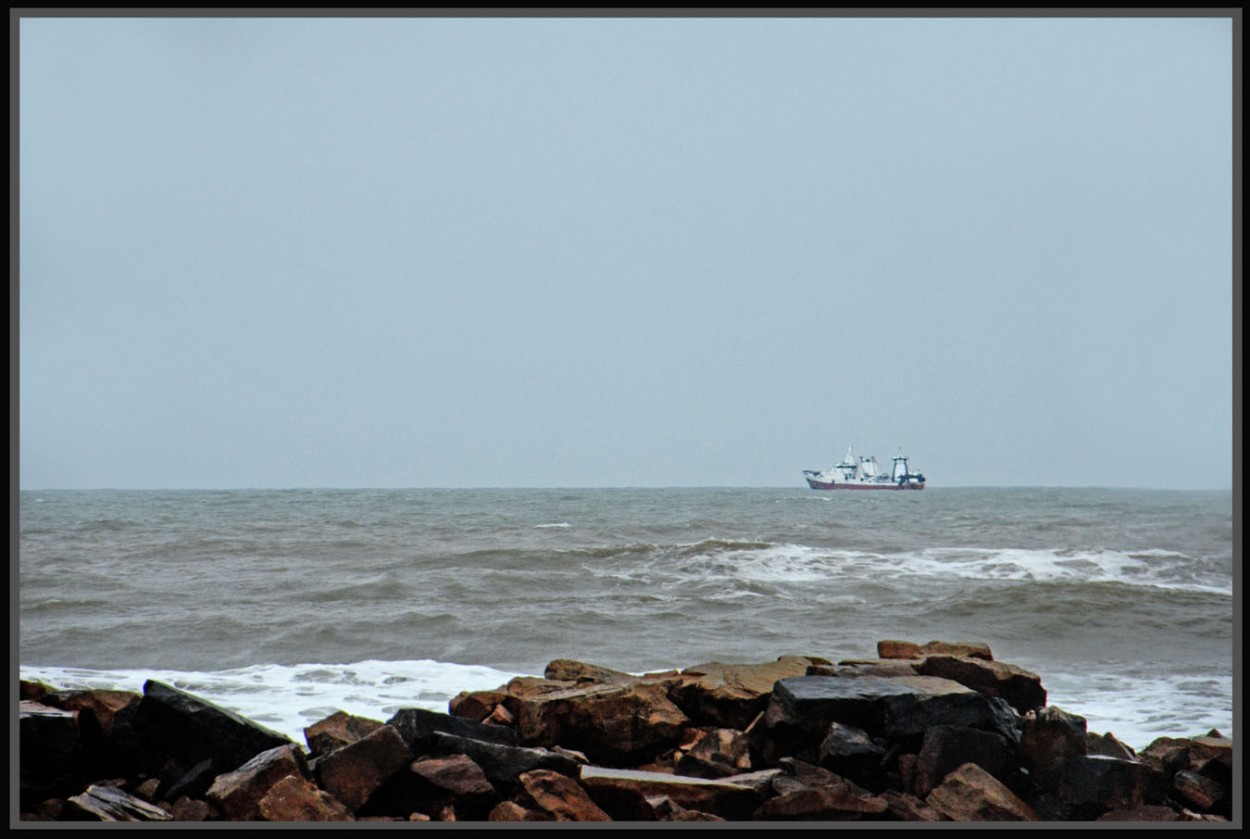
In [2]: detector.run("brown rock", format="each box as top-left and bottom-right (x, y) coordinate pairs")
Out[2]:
(409, 754), (495, 798)
(881, 789), (945, 821)
(1096, 804), (1181, 821)
(579, 765), (762, 821)
(169, 797), (213, 821)
(256, 774), (354, 821)
(449, 688), (508, 722)
(488, 800), (550, 821)
(544, 659), (637, 684)
(670, 657), (822, 729)
(49, 689), (142, 737)
(133, 778), (162, 802)
(303, 711), (384, 757)
(204, 744), (307, 820)
(675, 727), (752, 779)
(515, 681), (690, 764)
(921, 641), (993, 660)
(877, 640), (925, 659)
(518, 769), (612, 821)
(915, 655), (1045, 714)
(1018, 705), (1088, 792)
(1172, 769), (1225, 813)
(823, 660), (923, 678)
(755, 759), (888, 820)
(485, 704), (515, 726)
(314, 725), (411, 813)
(21, 679), (57, 702)
(926, 763), (1039, 821)
(915, 725), (1016, 797)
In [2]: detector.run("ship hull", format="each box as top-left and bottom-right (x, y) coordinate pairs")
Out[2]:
(805, 478), (925, 490)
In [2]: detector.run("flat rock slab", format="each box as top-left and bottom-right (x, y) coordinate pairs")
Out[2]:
(771, 675), (972, 732)
(579, 766), (762, 821)
(63, 784), (173, 822)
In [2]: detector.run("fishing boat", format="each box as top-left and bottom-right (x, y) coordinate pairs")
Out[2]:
(803, 446), (926, 490)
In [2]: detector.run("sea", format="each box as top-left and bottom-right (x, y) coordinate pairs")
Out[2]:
(17, 487), (1236, 754)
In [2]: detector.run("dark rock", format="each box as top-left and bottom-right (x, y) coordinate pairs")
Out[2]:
(161, 757), (217, 803)
(364, 753), (499, 821)
(818, 721), (887, 789)
(62, 784), (173, 822)
(386, 707), (518, 751)
(1096, 804), (1182, 821)
(1058, 755), (1156, 819)
(1171, 769), (1227, 815)
(425, 731), (581, 792)
(133, 680), (294, 775)
(883, 688), (1020, 746)
(1019, 705), (1088, 792)
(410, 754), (496, 799)
(19, 701), (86, 805)
(914, 725), (1017, 797)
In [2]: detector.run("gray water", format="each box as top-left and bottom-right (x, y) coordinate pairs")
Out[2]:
(18, 487), (1235, 750)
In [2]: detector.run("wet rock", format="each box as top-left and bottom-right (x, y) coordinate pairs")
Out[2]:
(19, 701), (86, 805)
(256, 774), (354, 822)
(514, 680), (690, 765)
(161, 757), (217, 803)
(914, 725), (1017, 797)
(1019, 705), (1088, 792)
(205, 743), (308, 820)
(817, 721), (887, 789)
(1058, 755), (1156, 819)
(1171, 769), (1226, 815)
(133, 680), (294, 775)
(304, 711), (384, 757)
(386, 707), (518, 752)
(926, 763), (1039, 821)
(882, 686), (1020, 746)
(62, 784), (173, 822)
(579, 765), (763, 821)
(915, 655), (1046, 714)
(314, 725), (411, 813)
(669, 657), (822, 729)
(517, 769), (612, 821)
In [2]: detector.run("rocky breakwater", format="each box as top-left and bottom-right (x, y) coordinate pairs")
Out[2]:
(19, 640), (1234, 823)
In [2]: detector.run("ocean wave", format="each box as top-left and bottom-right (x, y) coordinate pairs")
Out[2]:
(19, 659), (524, 744)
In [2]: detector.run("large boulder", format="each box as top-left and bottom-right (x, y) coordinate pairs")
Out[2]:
(915, 655), (1046, 714)
(669, 657), (825, 729)
(304, 711), (384, 757)
(1018, 705), (1088, 792)
(1058, 755), (1159, 819)
(755, 759), (888, 821)
(314, 725), (412, 813)
(926, 763), (1039, 821)
(424, 731), (581, 792)
(19, 701), (87, 806)
(514, 680), (690, 765)
(543, 659), (637, 685)
(913, 725), (1018, 797)
(256, 774), (354, 822)
(205, 744), (309, 820)
(133, 680), (295, 775)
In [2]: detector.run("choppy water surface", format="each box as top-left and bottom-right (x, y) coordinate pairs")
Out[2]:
(19, 487), (1235, 749)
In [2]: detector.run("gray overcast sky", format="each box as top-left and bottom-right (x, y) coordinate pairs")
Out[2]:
(17, 13), (1235, 489)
